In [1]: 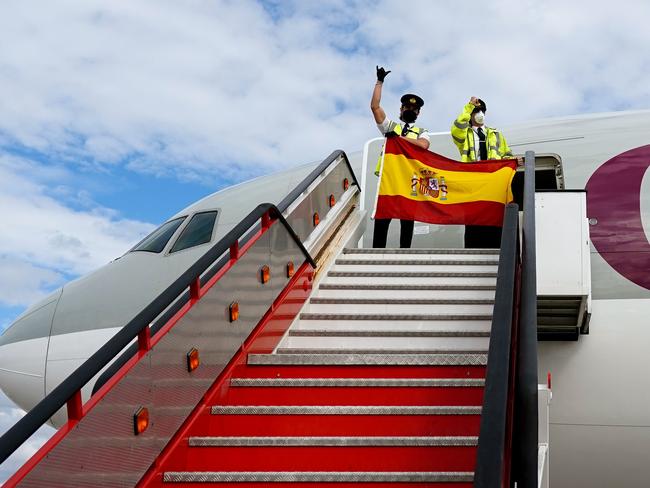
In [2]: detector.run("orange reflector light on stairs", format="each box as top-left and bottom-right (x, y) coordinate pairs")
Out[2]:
(134, 407), (149, 435)
(343, 178), (350, 190)
(229, 302), (239, 322)
(329, 194), (336, 208)
(260, 265), (270, 284)
(286, 261), (295, 278)
(187, 348), (200, 372)
(313, 212), (320, 227)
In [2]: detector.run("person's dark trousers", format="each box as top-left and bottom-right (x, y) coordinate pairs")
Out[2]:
(464, 225), (502, 249)
(373, 219), (414, 248)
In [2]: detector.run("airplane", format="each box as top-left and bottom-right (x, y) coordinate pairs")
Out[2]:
(1, 108), (650, 487)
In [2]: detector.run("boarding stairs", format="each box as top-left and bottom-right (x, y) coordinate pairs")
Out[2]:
(0, 149), (540, 487)
(153, 247), (498, 486)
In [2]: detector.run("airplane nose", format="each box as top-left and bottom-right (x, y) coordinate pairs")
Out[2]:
(0, 290), (61, 412)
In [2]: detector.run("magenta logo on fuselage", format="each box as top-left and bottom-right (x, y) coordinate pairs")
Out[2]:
(586, 144), (650, 290)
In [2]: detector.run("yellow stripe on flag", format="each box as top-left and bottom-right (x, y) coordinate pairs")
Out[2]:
(379, 153), (514, 205)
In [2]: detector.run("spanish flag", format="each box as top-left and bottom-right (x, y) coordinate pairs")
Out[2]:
(373, 137), (516, 226)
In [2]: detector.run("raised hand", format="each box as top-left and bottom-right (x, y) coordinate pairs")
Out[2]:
(376, 66), (391, 82)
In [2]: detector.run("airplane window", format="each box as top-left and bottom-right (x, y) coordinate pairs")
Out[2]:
(170, 211), (218, 253)
(132, 217), (186, 253)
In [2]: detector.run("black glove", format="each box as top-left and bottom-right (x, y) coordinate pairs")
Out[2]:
(384, 131), (398, 138)
(376, 65), (391, 82)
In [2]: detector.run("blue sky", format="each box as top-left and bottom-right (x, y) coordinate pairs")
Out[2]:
(2, 0), (650, 482)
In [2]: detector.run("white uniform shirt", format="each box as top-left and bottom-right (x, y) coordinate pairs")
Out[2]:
(377, 117), (431, 141)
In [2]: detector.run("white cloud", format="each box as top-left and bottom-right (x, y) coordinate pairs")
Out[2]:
(1, 0), (648, 182)
(0, 391), (54, 484)
(0, 154), (154, 307)
(0, 258), (64, 307)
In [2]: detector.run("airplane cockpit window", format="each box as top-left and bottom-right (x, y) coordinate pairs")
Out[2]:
(131, 217), (186, 253)
(170, 211), (218, 253)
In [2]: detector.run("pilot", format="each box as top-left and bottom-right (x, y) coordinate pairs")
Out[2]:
(451, 97), (514, 248)
(371, 65), (430, 248)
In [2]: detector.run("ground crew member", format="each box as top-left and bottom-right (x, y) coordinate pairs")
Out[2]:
(451, 97), (514, 249)
(372, 65), (430, 248)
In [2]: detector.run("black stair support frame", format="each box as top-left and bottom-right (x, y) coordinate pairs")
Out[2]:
(513, 151), (539, 487)
(474, 150), (539, 488)
(473, 203), (519, 488)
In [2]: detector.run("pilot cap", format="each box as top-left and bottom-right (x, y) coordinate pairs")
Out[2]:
(400, 94), (424, 108)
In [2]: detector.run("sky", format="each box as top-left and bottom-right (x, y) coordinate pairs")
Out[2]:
(1, 0), (650, 482)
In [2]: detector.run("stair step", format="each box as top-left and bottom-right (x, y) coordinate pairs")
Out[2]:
(323, 275), (497, 286)
(328, 270), (498, 278)
(276, 348), (488, 355)
(309, 297), (494, 305)
(229, 378), (485, 387)
(248, 353), (488, 366)
(344, 247), (499, 255)
(288, 329), (490, 338)
(277, 337), (490, 352)
(163, 471), (474, 483)
(188, 436), (478, 447)
(212, 405), (482, 414)
(304, 303), (494, 315)
(335, 259), (498, 267)
(292, 319), (492, 333)
(317, 283), (497, 290)
(233, 364), (487, 379)
(222, 385), (483, 406)
(313, 287), (496, 300)
(299, 313), (492, 321)
(197, 411), (481, 437)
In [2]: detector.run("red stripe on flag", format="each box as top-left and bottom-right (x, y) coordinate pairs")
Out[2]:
(374, 195), (506, 226)
(384, 137), (516, 173)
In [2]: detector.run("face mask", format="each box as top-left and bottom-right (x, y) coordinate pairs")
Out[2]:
(401, 109), (417, 124)
(474, 111), (485, 125)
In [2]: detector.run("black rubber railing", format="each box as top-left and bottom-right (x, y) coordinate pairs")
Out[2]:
(474, 151), (539, 488)
(92, 149), (357, 395)
(0, 203), (314, 466)
(473, 203), (520, 488)
(277, 149), (359, 213)
(513, 150), (539, 487)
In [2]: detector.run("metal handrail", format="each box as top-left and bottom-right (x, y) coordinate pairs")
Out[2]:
(91, 149), (358, 395)
(277, 149), (359, 213)
(513, 150), (539, 487)
(473, 203), (520, 488)
(0, 203), (313, 466)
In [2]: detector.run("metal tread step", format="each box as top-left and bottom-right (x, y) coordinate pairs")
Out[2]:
(335, 259), (499, 266)
(211, 405), (483, 414)
(187, 436), (478, 447)
(276, 348), (488, 355)
(318, 283), (497, 290)
(287, 329), (490, 338)
(328, 271), (498, 278)
(344, 248), (499, 255)
(248, 353), (488, 366)
(229, 378), (485, 388)
(309, 298), (494, 305)
(163, 471), (474, 483)
(299, 313), (493, 321)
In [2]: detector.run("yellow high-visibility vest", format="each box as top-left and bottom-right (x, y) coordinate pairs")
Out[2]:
(450, 103), (513, 162)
